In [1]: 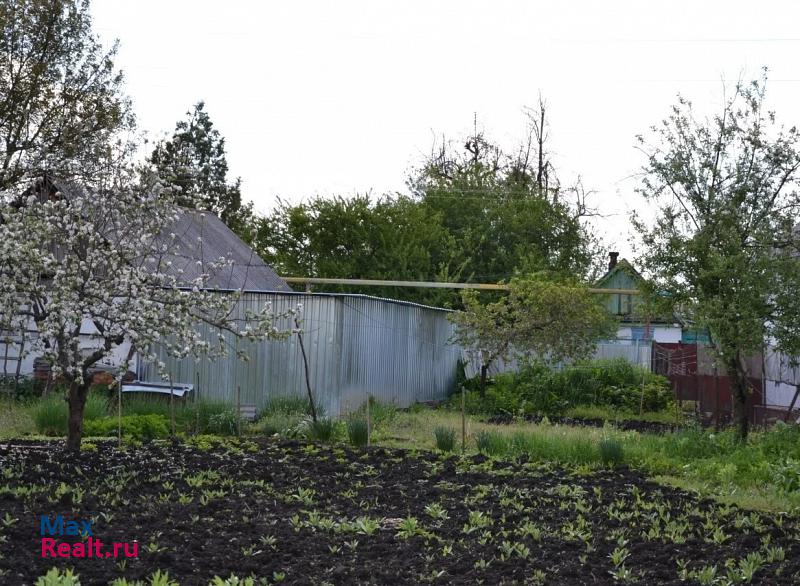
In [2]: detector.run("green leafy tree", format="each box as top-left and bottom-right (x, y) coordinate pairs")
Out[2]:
(256, 194), (459, 305)
(634, 72), (800, 440)
(149, 101), (253, 237)
(450, 275), (616, 397)
(0, 0), (134, 191)
(410, 109), (604, 285)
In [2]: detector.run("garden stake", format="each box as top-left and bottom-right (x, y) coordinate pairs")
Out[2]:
(366, 394), (371, 447)
(169, 374), (175, 437)
(195, 370), (200, 434)
(294, 316), (317, 423)
(117, 373), (122, 448)
(461, 385), (466, 452)
(236, 385), (242, 437)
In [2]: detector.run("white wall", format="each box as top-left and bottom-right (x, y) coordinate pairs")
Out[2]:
(765, 379), (799, 408)
(0, 317), (138, 379)
(653, 326), (682, 343)
(614, 325), (682, 344)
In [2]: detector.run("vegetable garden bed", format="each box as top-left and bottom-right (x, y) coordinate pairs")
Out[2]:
(1, 438), (799, 584)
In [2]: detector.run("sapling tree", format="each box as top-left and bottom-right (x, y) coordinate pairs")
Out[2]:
(0, 174), (294, 451)
(450, 275), (616, 397)
(635, 72), (800, 440)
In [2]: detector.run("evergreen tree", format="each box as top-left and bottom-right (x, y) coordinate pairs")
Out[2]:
(149, 102), (253, 237)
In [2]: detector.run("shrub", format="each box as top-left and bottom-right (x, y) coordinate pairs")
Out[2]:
(207, 409), (238, 435)
(0, 375), (43, 400)
(308, 418), (336, 442)
(83, 414), (169, 440)
(192, 401), (238, 435)
(434, 426), (456, 452)
(256, 414), (294, 436)
(347, 418), (369, 447)
(456, 359), (673, 417)
(599, 438), (624, 467)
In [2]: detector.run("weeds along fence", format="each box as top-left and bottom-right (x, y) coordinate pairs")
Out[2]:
(137, 292), (461, 417)
(461, 339), (653, 379)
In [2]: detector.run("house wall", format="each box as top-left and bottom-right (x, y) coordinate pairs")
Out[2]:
(764, 348), (800, 408)
(0, 317), (139, 380)
(600, 270), (640, 317)
(765, 380), (798, 408)
(614, 325), (681, 344)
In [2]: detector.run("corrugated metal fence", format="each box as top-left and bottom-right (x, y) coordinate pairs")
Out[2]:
(462, 340), (652, 379)
(137, 292), (461, 416)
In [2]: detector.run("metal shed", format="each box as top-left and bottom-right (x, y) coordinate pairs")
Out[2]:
(137, 291), (461, 416)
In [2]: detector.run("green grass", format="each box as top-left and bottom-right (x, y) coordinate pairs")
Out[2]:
(374, 408), (800, 513)
(260, 395), (317, 418)
(30, 392), (109, 436)
(564, 404), (687, 424)
(433, 426), (456, 452)
(0, 397), (34, 439)
(347, 418), (369, 447)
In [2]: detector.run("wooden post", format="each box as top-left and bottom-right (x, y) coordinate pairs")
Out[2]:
(194, 370), (200, 435)
(236, 385), (242, 437)
(169, 375), (175, 437)
(294, 317), (317, 423)
(117, 373), (122, 447)
(638, 339), (646, 415)
(461, 386), (466, 452)
(714, 365), (720, 431)
(366, 394), (371, 447)
(784, 385), (800, 423)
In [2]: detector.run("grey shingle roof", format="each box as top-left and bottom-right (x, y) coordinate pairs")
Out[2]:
(158, 209), (291, 292)
(17, 177), (290, 292)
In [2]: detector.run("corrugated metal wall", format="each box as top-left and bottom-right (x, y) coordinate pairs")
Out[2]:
(137, 292), (461, 416)
(462, 341), (653, 379)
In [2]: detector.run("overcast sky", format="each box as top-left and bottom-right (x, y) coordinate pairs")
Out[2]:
(92, 0), (800, 259)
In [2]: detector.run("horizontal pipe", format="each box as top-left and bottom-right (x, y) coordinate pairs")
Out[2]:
(281, 276), (640, 295)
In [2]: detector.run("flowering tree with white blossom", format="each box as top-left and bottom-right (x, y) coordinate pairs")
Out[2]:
(0, 176), (294, 451)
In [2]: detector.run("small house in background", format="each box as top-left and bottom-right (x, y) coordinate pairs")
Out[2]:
(0, 177), (292, 382)
(594, 252), (682, 344)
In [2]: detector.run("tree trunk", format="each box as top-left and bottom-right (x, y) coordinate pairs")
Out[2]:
(479, 364), (488, 399)
(65, 380), (89, 452)
(727, 355), (750, 441)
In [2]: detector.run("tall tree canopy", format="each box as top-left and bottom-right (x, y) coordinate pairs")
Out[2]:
(0, 0), (134, 191)
(149, 101), (253, 238)
(256, 194), (458, 306)
(410, 107), (604, 285)
(634, 72), (800, 440)
(257, 106), (605, 306)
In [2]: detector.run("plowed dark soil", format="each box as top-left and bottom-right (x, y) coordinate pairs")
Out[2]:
(0, 438), (798, 585)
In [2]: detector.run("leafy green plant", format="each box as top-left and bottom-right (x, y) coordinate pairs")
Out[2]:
(83, 414), (168, 440)
(434, 426), (456, 452)
(35, 568), (81, 586)
(456, 358), (672, 416)
(207, 408), (238, 435)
